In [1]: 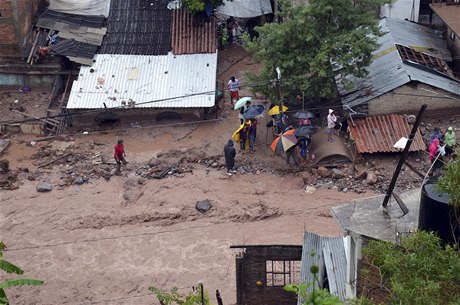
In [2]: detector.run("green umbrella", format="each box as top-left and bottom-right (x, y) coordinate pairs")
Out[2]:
(234, 97), (252, 110)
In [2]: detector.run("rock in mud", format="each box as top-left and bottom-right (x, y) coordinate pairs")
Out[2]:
(317, 166), (330, 178)
(366, 171), (378, 185)
(74, 177), (84, 185)
(305, 186), (316, 194)
(37, 182), (53, 192)
(196, 200), (212, 213)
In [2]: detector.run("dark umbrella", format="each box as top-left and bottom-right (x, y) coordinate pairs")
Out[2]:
(294, 125), (314, 138)
(243, 105), (265, 120)
(293, 110), (315, 120)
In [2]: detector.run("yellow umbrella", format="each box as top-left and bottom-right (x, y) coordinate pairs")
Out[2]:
(268, 105), (288, 116)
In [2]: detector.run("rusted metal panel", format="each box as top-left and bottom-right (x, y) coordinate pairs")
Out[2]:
(348, 113), (426, 154)
(171, 9), (217, 55)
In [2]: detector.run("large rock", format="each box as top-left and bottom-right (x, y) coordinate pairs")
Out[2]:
(36, 182), (53, 192)
(196, 200), (212, 213)
(331, 168), (345, 179)
(317, 166), (330, 178)
(305, 186), (316, 194)
(147, 157), (160, 168)
(366, 171), (378, 185)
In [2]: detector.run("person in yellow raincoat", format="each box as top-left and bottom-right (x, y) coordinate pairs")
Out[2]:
(232, 121), (251, 151)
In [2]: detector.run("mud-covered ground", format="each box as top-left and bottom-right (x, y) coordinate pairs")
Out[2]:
(1, 45), (459, 305)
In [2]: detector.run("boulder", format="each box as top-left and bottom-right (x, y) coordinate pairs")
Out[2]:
(331, 168), (345, 179)
(196, 199), (212, 213)
(147, 157), (161, 168)
(366, 171), (378, 185)
(305, 186), (316, 194)
(74, 177), (84, 185)
(317, 166), (330, 178)
(37, 182), (53, 192)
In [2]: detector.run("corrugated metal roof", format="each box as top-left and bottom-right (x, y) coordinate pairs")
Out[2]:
(298, 231), (346, 304)
(38, 9), (106, 28)
(100, 0), (172, 55)
(171, 9), (217, 55)
(67, 53), (217, 109)
(338, 18), (460, 109)
(430, 3), (460, 36)
(323, 238), (347, 302)
(348, 113), (426, 154)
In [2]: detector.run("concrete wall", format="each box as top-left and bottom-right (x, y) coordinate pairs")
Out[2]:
(235, 246), (302, 305)
(0, 73), (57, 90)
(368, 82), (460, 116)
(0, 0), (45, 57)
(69, 108), (205, 128)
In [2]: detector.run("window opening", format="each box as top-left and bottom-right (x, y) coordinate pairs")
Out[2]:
(266, 260), (301, 287)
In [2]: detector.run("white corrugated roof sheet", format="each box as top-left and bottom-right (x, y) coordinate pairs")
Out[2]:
(67, 52), (218, 109)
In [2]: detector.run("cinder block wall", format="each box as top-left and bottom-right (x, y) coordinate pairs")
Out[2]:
(236, 246), (302, 305)
(368, 82), (460, 115)
(0, 0), (45, 57)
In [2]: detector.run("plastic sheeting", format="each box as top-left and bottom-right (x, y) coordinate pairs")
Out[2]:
(49, 0), (111, 17)
(217, 0), (272, 18)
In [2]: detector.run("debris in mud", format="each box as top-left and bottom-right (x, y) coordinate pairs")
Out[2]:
(0, 160), (9, 173)
(0, 171), (19, 190)
(196, 200), (212, 213)
(36, 181), (53, 192)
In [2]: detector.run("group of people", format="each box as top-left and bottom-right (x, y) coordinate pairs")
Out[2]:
(429, 126), (457, 175)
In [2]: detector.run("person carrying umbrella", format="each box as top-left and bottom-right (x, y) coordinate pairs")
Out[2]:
(224, 139), (237, 176)
(286, 142), (299, 166)
(239, 101), (251, 124)
(240, 122), (249, 151)
(248, 120), (257, 154)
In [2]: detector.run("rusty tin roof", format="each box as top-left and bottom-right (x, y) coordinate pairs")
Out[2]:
(171, 9), (217, 55)
(348, 114), (426, 154)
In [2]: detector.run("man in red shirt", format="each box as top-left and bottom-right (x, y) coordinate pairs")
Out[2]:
(114, 139), (127, 175)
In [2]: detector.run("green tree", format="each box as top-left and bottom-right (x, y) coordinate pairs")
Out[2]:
(149, 284), (210, 305)
(284, 265), (342, 305)
(437, 160), (460, 243)
(0, 242), (44, 305)
(244, 0), (388, 101)
(362, 231), (460, 305)
(182, 0), (225, 14)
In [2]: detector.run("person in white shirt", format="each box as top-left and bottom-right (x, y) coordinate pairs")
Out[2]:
(327, 109), (337, 142)
(228, 76), (239, 106)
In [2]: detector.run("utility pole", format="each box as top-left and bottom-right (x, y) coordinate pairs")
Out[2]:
(274, 67), (284, 131)
(200, 282), (205, 305)
(382, 104), (427, 207)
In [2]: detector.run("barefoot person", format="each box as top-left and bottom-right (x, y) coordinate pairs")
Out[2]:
(228, 76), (239, 106)
(224, 139), (236, 176)
(114, 139), (128, 175)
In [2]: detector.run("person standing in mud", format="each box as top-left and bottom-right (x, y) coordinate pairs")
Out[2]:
(114, 139), (128, 175)
(228, 76), (239, 107)
(224, 139), (237, 176)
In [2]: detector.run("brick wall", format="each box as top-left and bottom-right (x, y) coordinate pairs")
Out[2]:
(0, 0), (44, 57)
(368, 83), (460, 116)
(235, 246), (302, 305)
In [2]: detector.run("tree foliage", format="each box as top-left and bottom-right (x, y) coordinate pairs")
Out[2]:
(437, 160), (460, 207)
(437, 159), (460, 243)
(182, 0), (225, 14)
(149, 284), (210, 305)
(362, 231), (460, 305)
(0, 242), (44, 305)
(244, 0), (388, 101)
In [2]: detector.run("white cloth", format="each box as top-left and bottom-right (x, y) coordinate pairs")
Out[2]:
(49, 0), (111, 17)
(228, 79), (239, 92)
(217, 0), (272, 18)
(327, 114), (337, 129)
